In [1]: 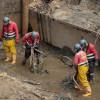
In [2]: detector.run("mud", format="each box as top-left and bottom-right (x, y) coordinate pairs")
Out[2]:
(0, 42), (100, 100)
(0, 74), (40, 100)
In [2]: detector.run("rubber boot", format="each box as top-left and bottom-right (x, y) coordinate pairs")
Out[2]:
(22, 58), (27, 65)
(5, 53), (11, 62)
(11, 54), (16, 64)
(83, 92), (91, 97)
(5, 57), (10, 62)
(83, 87), (92, 97)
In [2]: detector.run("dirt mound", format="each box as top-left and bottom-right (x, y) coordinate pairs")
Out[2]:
(29, 0), (100, 33)
(0, 72), (72, 100)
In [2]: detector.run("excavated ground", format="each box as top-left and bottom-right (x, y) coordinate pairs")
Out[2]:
(29, 0), (100, 33)
(0, 43), (99, 100)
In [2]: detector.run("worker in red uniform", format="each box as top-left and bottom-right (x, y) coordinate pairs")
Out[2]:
(0, 16), (19, 64)
(80, 39), (99, 82)
(22, 31), (40, 65)
(73, 43), (91, 96)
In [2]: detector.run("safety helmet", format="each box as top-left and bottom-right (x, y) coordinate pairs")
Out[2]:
(3, 16), (10, 25)
(31, 31), (37, 37)
(74, 43), (81, 52)
(80, 39), (88, 48)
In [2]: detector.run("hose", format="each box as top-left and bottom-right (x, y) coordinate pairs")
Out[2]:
(63, 56), (81, 89)
(72, 67), (82, 90)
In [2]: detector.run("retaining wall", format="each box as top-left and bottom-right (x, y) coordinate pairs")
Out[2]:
(29, 10), (100, 57)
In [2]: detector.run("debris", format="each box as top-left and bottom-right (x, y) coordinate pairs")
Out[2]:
(29, 0), (100, 33)
(22, 80), (41, 85)
(0, 73), (73, 100)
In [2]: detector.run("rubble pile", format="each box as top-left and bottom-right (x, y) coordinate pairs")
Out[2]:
(29, 0), (100, 33)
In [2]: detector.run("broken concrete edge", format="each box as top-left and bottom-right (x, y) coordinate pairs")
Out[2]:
(0, 72), (72, 100)
(29, 7), (99, 37)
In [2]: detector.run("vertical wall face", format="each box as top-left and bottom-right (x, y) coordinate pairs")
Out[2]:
(29, 10), (100, 55)
(0, 0), (21, 32)
(29, 11), (38, 31)
(22, 0), (29, 34)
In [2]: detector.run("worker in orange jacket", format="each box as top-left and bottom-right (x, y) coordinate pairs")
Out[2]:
(80, 39), (99, 82)
(0, 16), (19, 64)
(73, 43), (91, 96)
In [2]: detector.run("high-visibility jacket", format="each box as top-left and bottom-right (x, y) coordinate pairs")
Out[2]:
(1, 21), (19, 41)
(22, 32), (40, 46)
(74, 50), (88, 66)
(86, 43), (98, 60)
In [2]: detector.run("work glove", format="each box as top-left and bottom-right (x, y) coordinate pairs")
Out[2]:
(95, 60), (98, 67)
(25, 43), (31, 49)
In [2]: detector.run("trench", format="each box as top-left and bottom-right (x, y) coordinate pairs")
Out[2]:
(27, 7), (100, 99)
(0, 0), (100, 99)
(0, 40), (100, 100)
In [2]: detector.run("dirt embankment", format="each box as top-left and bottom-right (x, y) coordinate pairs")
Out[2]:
(29, 0), (100, 33)
(0, 72), (72, 100)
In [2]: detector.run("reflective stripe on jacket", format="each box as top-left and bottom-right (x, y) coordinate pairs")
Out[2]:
(86, 43), (98, 60)
(1, 21), (19, 40)
(4, 32), (15, 39)
(87, 53), (95, 60)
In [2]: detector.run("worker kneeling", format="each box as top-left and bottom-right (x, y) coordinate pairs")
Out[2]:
(73, 43), (91, 97)
(1, 17), (19, 64)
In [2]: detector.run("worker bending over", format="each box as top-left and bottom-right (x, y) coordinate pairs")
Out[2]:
(22, 31), (40, 65)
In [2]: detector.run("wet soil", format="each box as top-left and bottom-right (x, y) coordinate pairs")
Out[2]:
(0, 42), (100, 100)
(0, 75), (40, 100)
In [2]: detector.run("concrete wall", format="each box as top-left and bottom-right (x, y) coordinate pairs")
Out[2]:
(0, 0), (21, 32)
(29, 10), (100, 57)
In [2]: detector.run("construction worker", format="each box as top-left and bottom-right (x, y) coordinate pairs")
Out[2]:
(0, 16), (19, 64)
(80, 39), (99, 82)
(73, 43), (91, 96)
(22, 31), (40, 65)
